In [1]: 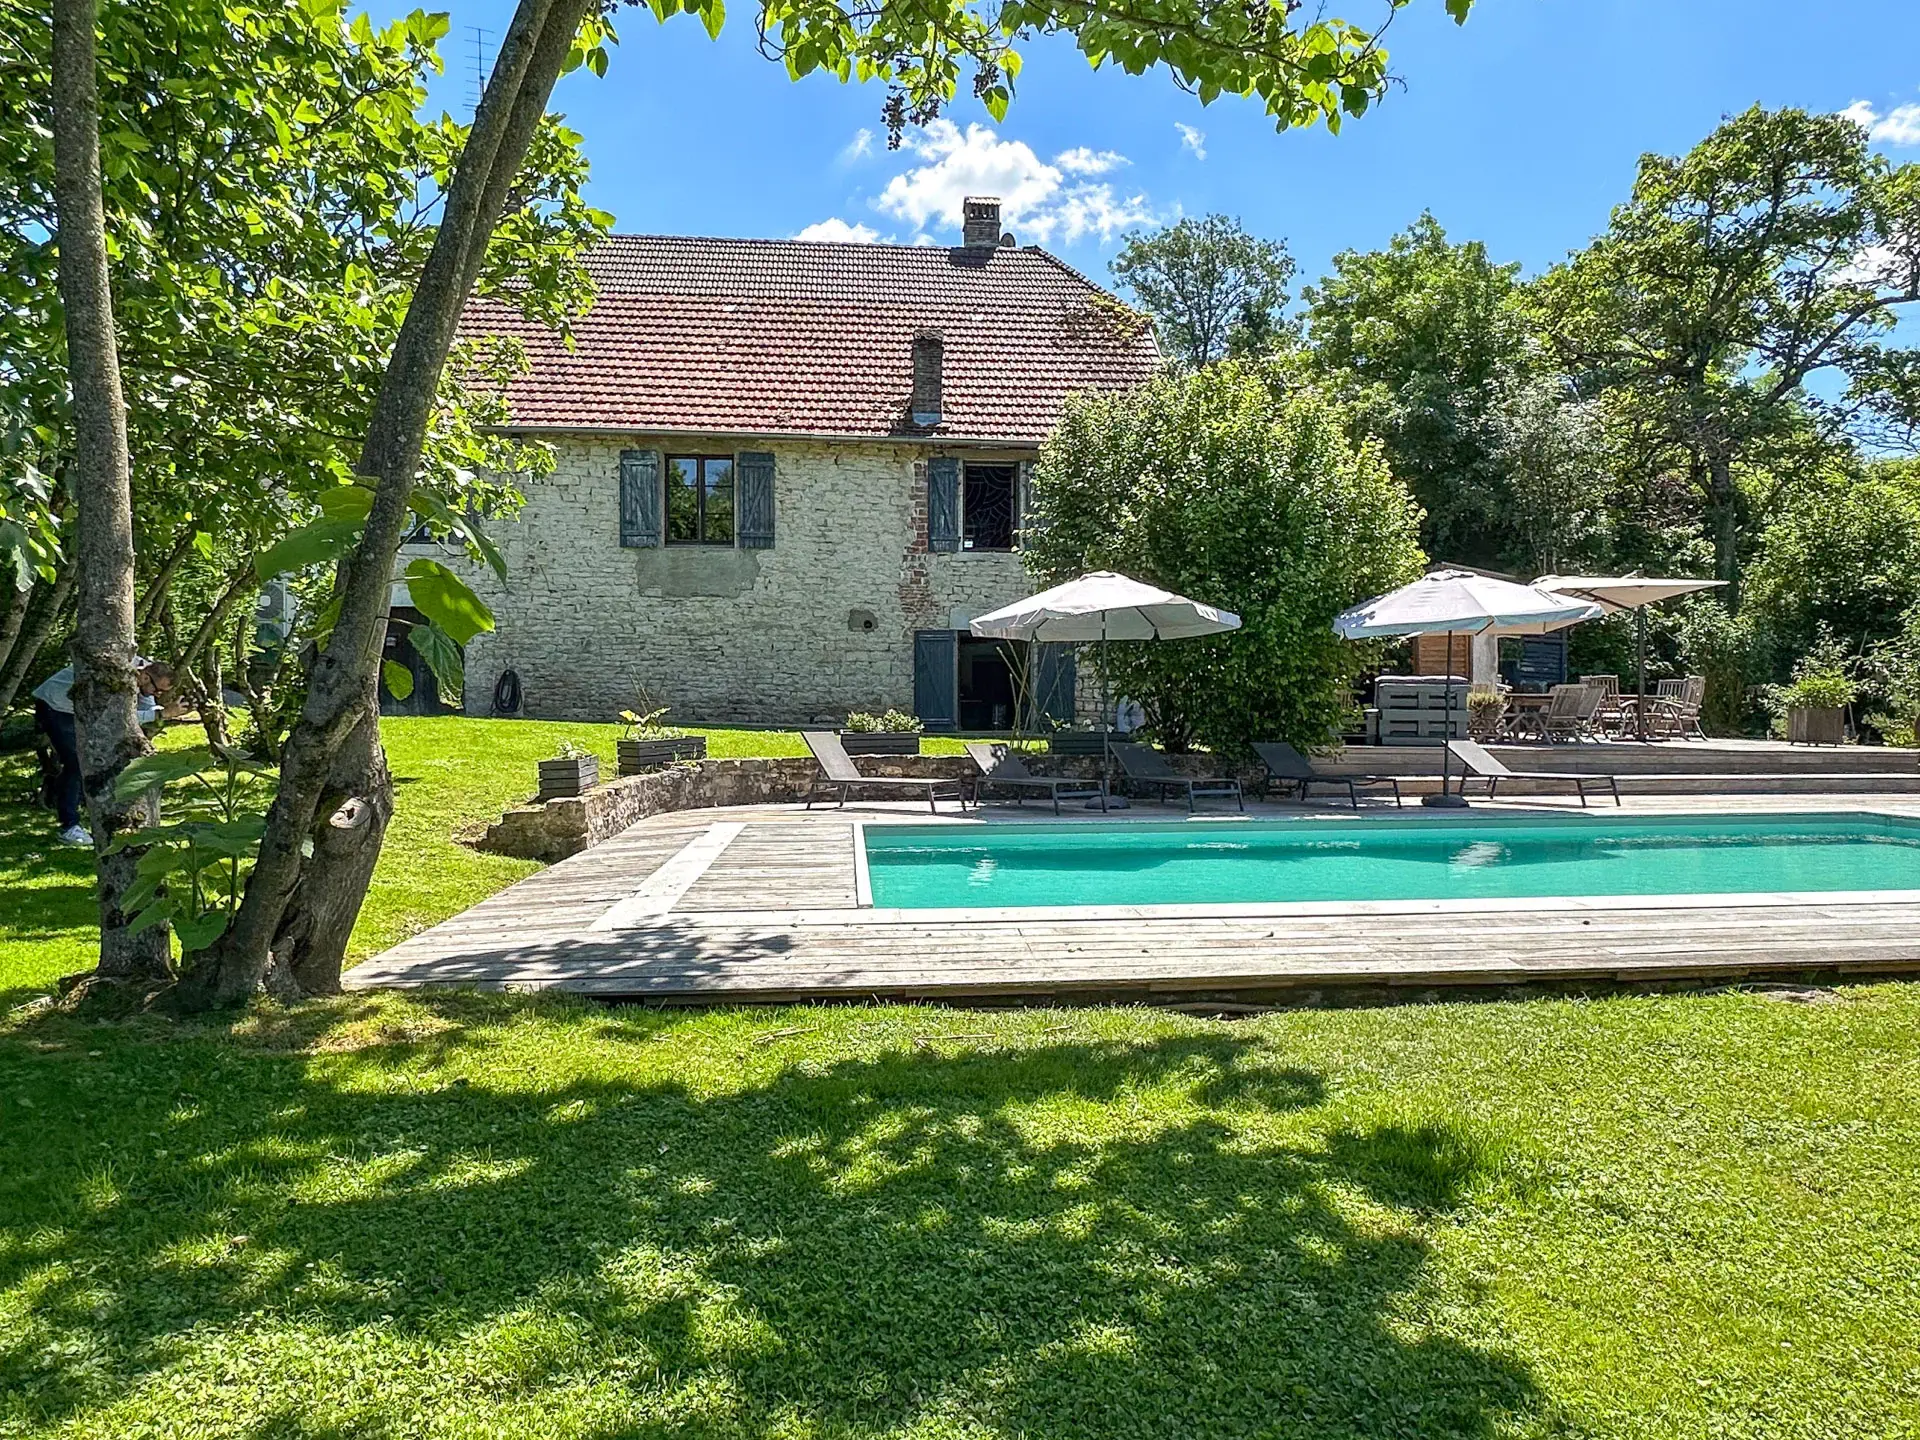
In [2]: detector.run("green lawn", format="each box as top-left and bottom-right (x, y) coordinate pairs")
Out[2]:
(2, 987), (1917, 1437)
(5, 718), (1919, 1435)
(0, 716), (966, 1006)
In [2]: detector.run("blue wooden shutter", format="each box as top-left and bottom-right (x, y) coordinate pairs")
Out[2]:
(618, 449), (661, 548)
(913, 629), (959, 731)
(1031, 642), (1077, 729)
(927, 457), (960, 552)
(737, 451), (775, 549)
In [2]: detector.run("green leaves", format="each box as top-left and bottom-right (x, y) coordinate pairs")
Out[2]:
(403, 558), (493, 645)
(382, 658), (415, 701)
(255, 517), (359, 580)
(106, 754), (278, 958)
(407, 621), (465, 698)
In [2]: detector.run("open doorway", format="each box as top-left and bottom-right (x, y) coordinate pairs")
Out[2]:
(958, 636), (1017, 730)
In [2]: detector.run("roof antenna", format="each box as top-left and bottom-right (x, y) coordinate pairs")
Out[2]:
(465, 25), (494, 118)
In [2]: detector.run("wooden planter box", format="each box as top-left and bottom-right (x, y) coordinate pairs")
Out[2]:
(1047, 732), (1111, 756)
(537, 755), (598, 801)
(1787, 704), (1845, 746)
(840, 731), (919, 755)
(617, 735), (707, 775)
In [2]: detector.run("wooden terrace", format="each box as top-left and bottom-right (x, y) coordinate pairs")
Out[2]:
(348, 791), (1920, 1007)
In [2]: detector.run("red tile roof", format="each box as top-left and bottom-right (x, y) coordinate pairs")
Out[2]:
(462, 235), (1160, 444)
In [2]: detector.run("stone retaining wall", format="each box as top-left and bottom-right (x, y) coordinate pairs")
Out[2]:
(479, 755), (977, 862)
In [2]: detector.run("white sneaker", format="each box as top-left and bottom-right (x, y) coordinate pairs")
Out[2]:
(57, 825), (93, 847)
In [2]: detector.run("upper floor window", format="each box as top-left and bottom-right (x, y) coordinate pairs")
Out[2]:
(666, 455), (735, 545)
(963, 462), (1017, 551)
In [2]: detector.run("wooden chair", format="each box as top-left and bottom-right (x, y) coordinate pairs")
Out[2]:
(1582, 674), (1625, 736)
(1537, 683), (1590, 743)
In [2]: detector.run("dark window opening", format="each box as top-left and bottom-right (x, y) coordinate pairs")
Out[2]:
(963, 463), (1016, 551)
(666, 455), (735, 545)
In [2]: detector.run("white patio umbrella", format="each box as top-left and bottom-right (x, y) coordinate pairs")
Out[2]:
(1333, 570), (1603, 806)
(970, 571), (1241, 800)
(1535, 574), (1726, 741)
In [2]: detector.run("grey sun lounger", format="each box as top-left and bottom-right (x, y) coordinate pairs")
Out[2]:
(1110, 742), (1244, 812)
(1252, 741), (1403, 809)
(1447, 739), (1620, 807)
(802, 731), (969, 813)
(964, 742), (1108, 814)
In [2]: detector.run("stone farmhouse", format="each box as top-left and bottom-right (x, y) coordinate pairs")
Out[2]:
(405, 197), (1159, 729)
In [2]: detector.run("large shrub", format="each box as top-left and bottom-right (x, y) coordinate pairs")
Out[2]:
(1025, 363), (1426, 752)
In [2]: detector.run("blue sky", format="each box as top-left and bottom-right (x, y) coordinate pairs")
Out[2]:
(417, 0), (1920, 294)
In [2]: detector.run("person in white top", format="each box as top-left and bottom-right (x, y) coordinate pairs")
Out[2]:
(32, 659), (177, 847)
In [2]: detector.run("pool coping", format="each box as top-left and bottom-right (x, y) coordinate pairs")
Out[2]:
(853, 808), (1920, 923)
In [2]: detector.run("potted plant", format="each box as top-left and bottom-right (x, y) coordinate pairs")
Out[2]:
(616, 706), (707, 774)
(841, 709), (923, 754)
(1772, 641), (1856, 746)
(1466, 687), (1506, 741)
(538, 740), (600, 800)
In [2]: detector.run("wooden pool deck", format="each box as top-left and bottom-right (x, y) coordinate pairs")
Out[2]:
(346, 794), (1920, 1007)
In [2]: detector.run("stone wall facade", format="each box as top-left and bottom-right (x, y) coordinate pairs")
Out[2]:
(455, 434), (1035, 724)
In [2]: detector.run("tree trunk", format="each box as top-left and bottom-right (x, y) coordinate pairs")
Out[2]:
(0, 582), (30, 683)
(0, 566), (75, 716)
(1706, 452), (1741, 610)
(273, 701), (392, 995)
(180, 0), (589, 1008)
(50, 0), (169, 979)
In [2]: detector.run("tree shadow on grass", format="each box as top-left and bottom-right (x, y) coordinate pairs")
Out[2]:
(0, 1001), (1541, 1437)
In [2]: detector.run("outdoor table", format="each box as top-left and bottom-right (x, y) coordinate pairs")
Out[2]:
(1503, 693), (1553, 741)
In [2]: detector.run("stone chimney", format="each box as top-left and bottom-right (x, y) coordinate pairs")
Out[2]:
(962, 196), (1004, 249)
(910, 328), (943, 427)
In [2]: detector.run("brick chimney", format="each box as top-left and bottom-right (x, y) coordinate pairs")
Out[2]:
(962, 196), (1003, 249)
(910, 328), (943, 427)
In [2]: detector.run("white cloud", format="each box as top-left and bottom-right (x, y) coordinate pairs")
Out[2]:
(870, 120), (1160, 246)
(1175, 122), (1207, 160)
(839, 127), (875, 163)
(1054, 146), (1127, 175)
(794, 217), (882, 244)
(1840, 99), (1920, 147)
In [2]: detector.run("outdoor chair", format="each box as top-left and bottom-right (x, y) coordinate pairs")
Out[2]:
(1110, 742), (1244, 812)
(964, 742), (1107, 815)
(1536, 683), (1591, 743)
(1447, 739), (1621, 807)
(1252, 741), (1403, 809)
(1582, 674), (1626, 736)
(802, 731), (969, 813)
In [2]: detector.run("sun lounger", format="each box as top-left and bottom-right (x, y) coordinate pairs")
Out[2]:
(1447, 739), (1620, 806)
(964, 742), (1107, 814)
(1110, 742), (1243, 812)
(802, 731), (968, 813)
(1252, 741), (1403, 809)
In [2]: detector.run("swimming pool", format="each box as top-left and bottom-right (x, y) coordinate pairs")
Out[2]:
(861, 812), (1920, 910)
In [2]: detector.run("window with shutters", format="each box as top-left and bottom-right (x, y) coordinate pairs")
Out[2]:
(962, 463), (1018, 551)
(666, 455), (735, 545)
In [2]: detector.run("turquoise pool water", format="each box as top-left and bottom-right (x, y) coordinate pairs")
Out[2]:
(862, 813), (1920, 909)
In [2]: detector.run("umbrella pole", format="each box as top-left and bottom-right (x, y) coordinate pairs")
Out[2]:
(1636, 607), (1648, 743)
(1423, 628), (1471, 807)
